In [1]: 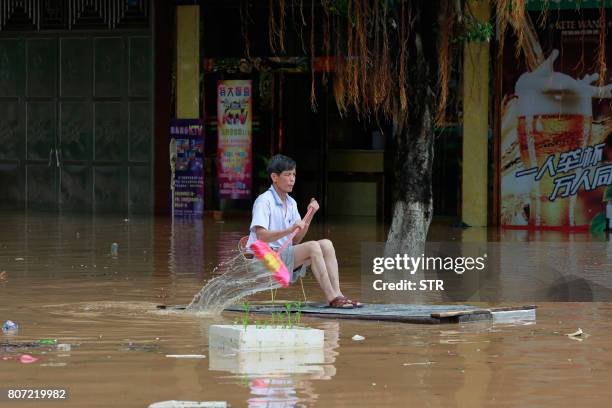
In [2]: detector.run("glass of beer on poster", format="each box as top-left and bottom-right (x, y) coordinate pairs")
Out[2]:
(515, 50), (611, 228)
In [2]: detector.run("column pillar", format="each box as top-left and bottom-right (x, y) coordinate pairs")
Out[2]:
(176, 5), (200, 118)
(462, 0), (490, 227)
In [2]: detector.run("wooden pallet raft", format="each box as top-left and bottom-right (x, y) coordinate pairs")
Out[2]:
(158, 303), (537, 325)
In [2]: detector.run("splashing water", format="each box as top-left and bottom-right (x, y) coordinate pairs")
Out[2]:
(186, 250), (281, 314)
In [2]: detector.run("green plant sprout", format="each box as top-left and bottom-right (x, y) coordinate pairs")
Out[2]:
(241, 301), (251, 329)
(284, 303), (293, 328)
(237, 301), (307, 329)
(238, 375), (250, 387)
(294, 301), (303, 325)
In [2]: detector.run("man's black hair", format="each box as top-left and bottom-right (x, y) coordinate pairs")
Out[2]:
(267, 154), (296, 175)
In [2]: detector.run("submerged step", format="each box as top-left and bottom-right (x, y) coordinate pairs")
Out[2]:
(209, 325), (324, 351)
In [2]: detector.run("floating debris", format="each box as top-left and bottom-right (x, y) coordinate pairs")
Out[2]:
(2, 320), (18, 334)
(165, 354), (206, 359)
(566, 328), (584, 337)
(19, 354), (39, 364)
(351, 334), (365, 341)
(122, 342), (159, 352)
(566, 328), (590, 341)
(56, 344), (71, 352)
(1, 341), (42, 351)
(403, 361), (436, 366)
(14, 257), (24, 261)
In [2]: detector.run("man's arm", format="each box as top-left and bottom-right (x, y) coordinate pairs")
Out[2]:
(255, 220), (306, 243)
(292, 223), (309, 244)
(292, 198), (319, 244)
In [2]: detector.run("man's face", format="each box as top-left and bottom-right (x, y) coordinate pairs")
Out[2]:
(271, 168), (296, 193)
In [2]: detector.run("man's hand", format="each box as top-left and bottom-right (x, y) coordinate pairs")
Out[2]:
(308, 198), (320, 213)
(292, 199), (317, 245)
(292, 220), (307, 231)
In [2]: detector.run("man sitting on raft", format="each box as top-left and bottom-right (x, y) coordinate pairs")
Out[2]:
(246, 154), (362, 309)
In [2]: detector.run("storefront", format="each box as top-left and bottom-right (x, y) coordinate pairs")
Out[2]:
(0, 0), (154, 213)
(167, 1), (462, 222)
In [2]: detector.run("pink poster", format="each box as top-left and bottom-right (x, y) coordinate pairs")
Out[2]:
(216, 80), (253, 199)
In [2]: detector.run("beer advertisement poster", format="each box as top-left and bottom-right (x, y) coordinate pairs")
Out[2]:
(170, 119), (204, 217)
(216, 80), (253, 199)
(500, 6), (612, 231)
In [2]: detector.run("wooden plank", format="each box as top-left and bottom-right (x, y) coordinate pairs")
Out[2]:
(489, 305), (537, 312)
(430, 309), (490, 318)
(454, 313), (493, 324)
(284, 312), (442, 325)
(431, 305), (537, 318)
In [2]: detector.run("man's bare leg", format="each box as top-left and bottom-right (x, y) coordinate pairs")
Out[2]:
(318, 239), (342, 297)
(293, 241), (340, 302)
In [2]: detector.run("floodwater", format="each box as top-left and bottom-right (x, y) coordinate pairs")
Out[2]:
(1, 213), (612, 407)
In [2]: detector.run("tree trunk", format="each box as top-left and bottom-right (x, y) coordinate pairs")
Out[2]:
(386, 2), (438, 254)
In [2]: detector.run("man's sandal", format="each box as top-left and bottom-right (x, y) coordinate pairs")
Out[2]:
(347, 299), (364, 308)
(328, 296), (355, 309)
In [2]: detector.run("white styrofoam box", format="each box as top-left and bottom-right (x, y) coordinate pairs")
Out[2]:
(209, 325), (324, 351)
(208, 347), (325, 375)
(491, 308), (536, 323)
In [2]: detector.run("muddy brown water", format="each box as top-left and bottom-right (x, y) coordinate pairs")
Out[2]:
(1, 213), (611, 407)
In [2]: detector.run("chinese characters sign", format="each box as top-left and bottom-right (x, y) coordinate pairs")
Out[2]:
(515, 143), (611, 202)
(170, 119), (204, 217)
(217, 80), (252, 199)
(500, 8), (612, 229)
